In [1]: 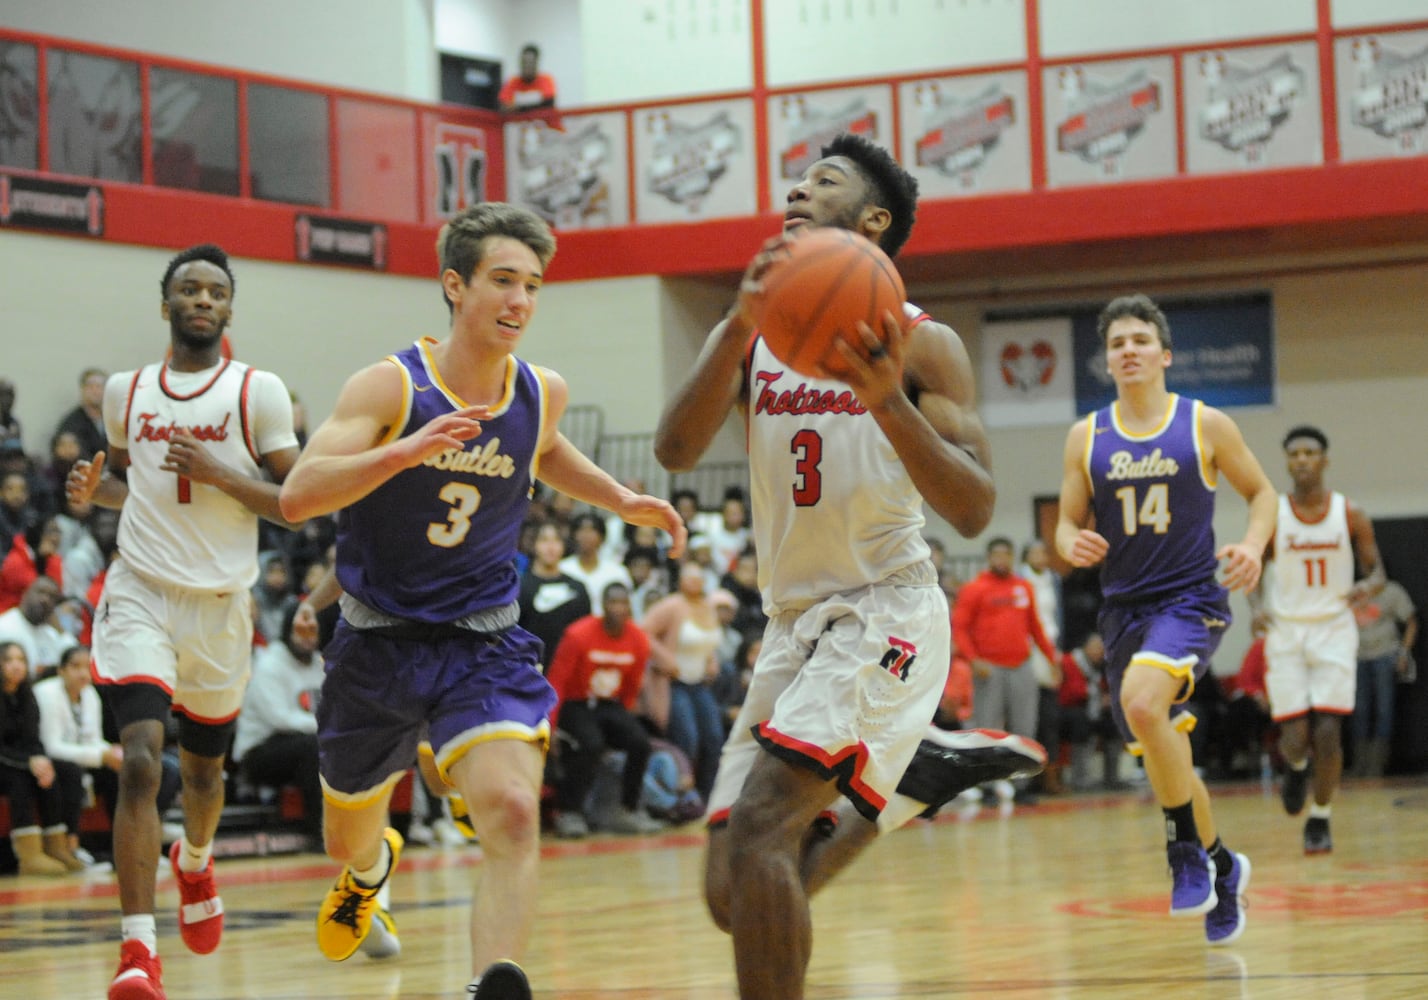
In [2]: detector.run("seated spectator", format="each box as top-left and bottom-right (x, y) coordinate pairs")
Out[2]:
(624, 545), (666, 621)
(0, 379), (18, 449)
(54, 494), (105, 600)
(704, 488), (750, 576)
(714, 632), (760, 736)
(33, 644), (119, 866)
(0, 468), (37, 560)
(251, 551), (292, 644)
(0, 517), (63, 614)
(41, 431), (84, 511)
(670, 488), (701, 536)
(642, 560), (724, 801)
(1057, 633), (1108, 790)
(519, 521), (591, 672)
(1, 641), (84, 873)
(498, 44), (558, 113)
(545, 583), (660, 838)
(0, 576), (67, 677)
(231, 601), (324, 842)
(587, 736), (703, 828)
(683, 533), (721, 595)
(559, 512), (632, 616)
(54, 368), (108, 461)
(719, 547), (767, 637)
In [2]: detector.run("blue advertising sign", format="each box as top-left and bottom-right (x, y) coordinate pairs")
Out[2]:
(1070, 294), (1275, 413)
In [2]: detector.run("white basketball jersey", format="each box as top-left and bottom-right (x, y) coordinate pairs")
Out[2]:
(104, 360), (297, 592)
(1268, 491), (1355, 622)
(746, 302), (932, 615)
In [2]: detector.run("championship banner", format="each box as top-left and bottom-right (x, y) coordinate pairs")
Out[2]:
(1336, 30), (1428, 162)
(633, 99), (756, 224)
(979, 317), (1075, 428)
(1070, 294), (1275, 413)
(1183, 43), (1322, 174)
(0, 173), (104, 236)
(898, 71), (1032, 197)
(1043, 57), (1177, 186)
(294, 215), (388, 270)
(504, 112), (629, 229)
(767, 85), (894, 196)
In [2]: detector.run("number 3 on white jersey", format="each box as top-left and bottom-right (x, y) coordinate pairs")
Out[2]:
(428, 482), (482, 547)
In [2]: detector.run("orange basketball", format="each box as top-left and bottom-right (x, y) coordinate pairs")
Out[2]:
(751, 227), (906, 377)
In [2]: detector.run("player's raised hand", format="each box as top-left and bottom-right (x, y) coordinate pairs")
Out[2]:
(66, 451), (106, 505)
(1216, 541), (1263, 593)
(822, 311), (905, 407)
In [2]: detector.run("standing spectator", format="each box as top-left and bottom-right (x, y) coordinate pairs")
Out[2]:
(66, 243), (301, 1000)
(498, 44), (557, 113)
(1, 641), (84, 873)
(0, 576), (67, 677)
(642, 560), (725, 801)
(1254, 425), (1385, 855)
(954, 537), (1058, 802)
(1351, 578), (1418, 777)
(545, 582), (661, 837)
(1021, 540), (1064, 794)
(0, 378), (21, 452)
(232, 601), (324, 843)
(55, 368), (109, 461)
(559, 512), (632, 616)
(518, 521), (591, 670)
(33, 644), (120, 865)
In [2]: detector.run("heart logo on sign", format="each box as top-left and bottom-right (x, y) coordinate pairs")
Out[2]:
(1000, 340), (1057, 390)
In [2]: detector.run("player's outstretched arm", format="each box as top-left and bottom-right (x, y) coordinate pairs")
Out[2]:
(654, 236), (786, 472)
(1055, 418), (1108, 568)
(279, 361), (488, 522)
(1346, 500), (1387, 606)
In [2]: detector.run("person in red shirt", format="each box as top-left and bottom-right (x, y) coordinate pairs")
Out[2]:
(953, 537), (1057, 802)
(498, 45), (557, 113)
(0, 517), (63, 615)
(545, 582), (660, 838)
(1220, 629), (1274, 778)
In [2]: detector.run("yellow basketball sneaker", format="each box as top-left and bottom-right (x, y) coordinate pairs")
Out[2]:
(316, 827), (403, 962)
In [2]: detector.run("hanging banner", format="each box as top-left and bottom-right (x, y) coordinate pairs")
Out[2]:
(980, 317), (1076, 428)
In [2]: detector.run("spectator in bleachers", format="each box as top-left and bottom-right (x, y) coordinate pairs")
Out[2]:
(54, 492), (105, 600)
(1021, 541), (1064, 794)
(519, 521), (591, 671)
(251, 551), (292, 644)
(33, 644), (119, 866)
(1, 640), (85, 874)
(1057, 633), (1110, 790)
(231, 600), (324, 843)
(643, 559), (725, 801)
(719, 546), (767, 637)
(545, 582), (661, 838)
(1220, 628), (1275, 780)
(0, 379), (21, 453)
(715, 632), (760, 736)
(683, 533), (722, 595)
(54, 368), (108, 461)
(704, 488), (750, 576)
(0, 576), (67, 678)
(0, 517), (64, 615)
(0, 467), (38, 559)
(42, 431), (84, 511)
(498, 44), (558, 113)
(670, 488), (701, 535)
(559, 512), (632, 616)
(624, 544), (666, 621)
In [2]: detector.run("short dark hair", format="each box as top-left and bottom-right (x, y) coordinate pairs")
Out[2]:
(820, 132), (919, 258)
(986, 536), (1014, 554)
(601, 582), (630, 605)
(1283, 425), (1328, 451)
(521, 44), (540, 59)
(58, 644), (89, 669)
(1097, 293), (1171, 350)
(162, 244), (235, 299)
(570, 511), (606, 539)
(624, 544), (659, 568)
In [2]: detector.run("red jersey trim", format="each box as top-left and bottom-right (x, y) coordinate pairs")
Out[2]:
(159, 359), (232, 401)
(1287, 492), (1336, 526)
(236, 367), (261, 465)
(172, 702), (242, 726)
(121, 369), (144, 442)
(89, 659), (174, 698)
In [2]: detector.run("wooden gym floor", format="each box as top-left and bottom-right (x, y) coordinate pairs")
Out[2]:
(3, 779), (1426, 999)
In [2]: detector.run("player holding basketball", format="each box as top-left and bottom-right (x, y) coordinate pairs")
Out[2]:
(1251, 426), (1384, 854)
(66, 245), (302, 1000)
(279, 202), (684, 1000)
(1056, 293), (1276, 946)
(655, 132), (1044, 1000)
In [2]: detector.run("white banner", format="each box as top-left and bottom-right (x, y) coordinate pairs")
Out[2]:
(980, 317), (1076, 428)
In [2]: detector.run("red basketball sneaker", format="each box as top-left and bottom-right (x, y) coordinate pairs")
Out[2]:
(169, 840), (224, 954)
(109, 939), (165, 1000)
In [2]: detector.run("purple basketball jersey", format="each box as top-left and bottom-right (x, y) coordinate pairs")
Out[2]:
(337, 340), (545, 623)
(1086, 394), (1219, 603)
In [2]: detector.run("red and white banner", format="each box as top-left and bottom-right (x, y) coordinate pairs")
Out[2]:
(1336, 29), (1428, 161)
(980, 317), (1076, 428)
(504, 112), (630, 230)
(633, 99), (757, 224)
(898, 71), (1032, 197)
(1043, 57), (1177, 186)
(1183, 43), (1323, 174)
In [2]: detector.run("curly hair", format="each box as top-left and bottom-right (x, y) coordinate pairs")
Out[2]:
(819, 133), (920, 258)
(161, 244), (234, 299)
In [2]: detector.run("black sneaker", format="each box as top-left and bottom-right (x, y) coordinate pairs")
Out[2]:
(470, 960), (532, 1000)
(1281, 763), (1310, 816)
(897, 728), (1047, 817)
(1304, 817), (1332, 855)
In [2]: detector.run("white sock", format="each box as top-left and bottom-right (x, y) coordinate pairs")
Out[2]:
(1309, 802), (1332, 819)
(178, 835), (213, 873)
(121, 914), (158, 955)
(375, 877), (392, 910)
(1287, 758), (1309, 772)
(353, 840), (391, 888)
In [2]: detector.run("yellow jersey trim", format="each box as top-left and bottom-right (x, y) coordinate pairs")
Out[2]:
(374, 356), (413, 447)
(1111, 393), (1178, 441)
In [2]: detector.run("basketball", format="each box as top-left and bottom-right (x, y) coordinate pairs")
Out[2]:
(751, 227), (906, 377)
